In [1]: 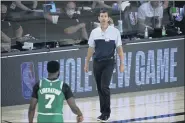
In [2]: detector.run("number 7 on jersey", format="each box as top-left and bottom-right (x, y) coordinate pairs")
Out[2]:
(45, 94), (55, 108)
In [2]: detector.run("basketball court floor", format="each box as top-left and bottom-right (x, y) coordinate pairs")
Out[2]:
(2, 86), (184, 123)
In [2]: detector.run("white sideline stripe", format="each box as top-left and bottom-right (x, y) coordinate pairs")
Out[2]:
(1, 38), (184, 58)
(126, 38), (184, 45)
(38, 112), (63, 115)
(1, 48), (79, 58)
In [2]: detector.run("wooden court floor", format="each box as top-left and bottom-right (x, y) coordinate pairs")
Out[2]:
(2, 86), (184, 123)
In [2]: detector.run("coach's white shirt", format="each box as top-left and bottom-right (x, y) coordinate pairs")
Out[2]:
(88, 26), (122, 60)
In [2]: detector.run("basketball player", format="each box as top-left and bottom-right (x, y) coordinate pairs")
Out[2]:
(28, 61), (83, 123)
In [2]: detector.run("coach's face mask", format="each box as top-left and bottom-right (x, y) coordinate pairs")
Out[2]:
(67, 9), (75, 16)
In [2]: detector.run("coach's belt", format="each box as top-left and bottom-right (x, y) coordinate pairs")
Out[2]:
(96, 57), (114, 61)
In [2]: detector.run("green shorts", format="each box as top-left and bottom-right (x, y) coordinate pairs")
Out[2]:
(37, 114), (63, 123)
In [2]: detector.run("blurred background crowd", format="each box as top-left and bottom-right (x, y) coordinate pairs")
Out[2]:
(1, 1), (185, 53)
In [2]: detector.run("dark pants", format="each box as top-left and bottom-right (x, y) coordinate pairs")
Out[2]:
(93, 59), (115, 116)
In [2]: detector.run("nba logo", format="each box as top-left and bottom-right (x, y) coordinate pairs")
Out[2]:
(21, 62), (36, 99)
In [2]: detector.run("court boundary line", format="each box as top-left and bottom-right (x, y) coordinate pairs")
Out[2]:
(3, 112), (185, 123)
(111, 112), (185, 123)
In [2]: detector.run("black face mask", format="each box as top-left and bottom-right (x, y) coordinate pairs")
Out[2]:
(1, 13), (7, 20)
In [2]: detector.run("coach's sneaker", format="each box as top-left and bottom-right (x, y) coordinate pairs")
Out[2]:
(100, 115), (110, 122)
(97, 114), (103, 121)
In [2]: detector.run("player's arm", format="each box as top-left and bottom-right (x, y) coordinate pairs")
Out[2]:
(67, 97), (84, 122)
(28, 98), (37, 123)
(28, 83), (39, 123)
(67, 97), (82, 116)
(63, 83), (83, 116)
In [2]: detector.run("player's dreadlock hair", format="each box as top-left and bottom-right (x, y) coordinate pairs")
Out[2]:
(47, 61), (60, 73)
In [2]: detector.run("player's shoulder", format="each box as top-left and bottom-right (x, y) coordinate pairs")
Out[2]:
(33, 82), (39, 88)
(61, 82), (73, 95)
(62, 82), (69, 88)
(62, 82), (71, 90)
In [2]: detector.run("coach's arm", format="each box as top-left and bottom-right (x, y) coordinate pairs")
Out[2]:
(84, 30), (95, 72)
(116, 29), (124, 72)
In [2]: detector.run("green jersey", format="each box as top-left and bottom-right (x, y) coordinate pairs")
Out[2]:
(37, 78), (65, 123)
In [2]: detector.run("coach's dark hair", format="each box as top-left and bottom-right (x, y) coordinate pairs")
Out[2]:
(47, 61), (60, 73)
(99, 9), (109, 16)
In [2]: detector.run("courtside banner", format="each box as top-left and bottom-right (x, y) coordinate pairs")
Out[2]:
(1, 38), (184, 106)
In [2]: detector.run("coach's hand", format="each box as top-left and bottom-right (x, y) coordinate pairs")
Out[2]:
(77, 115), (84, 122)
(84, 63), (89, 72)
(120, 63), (124, 72)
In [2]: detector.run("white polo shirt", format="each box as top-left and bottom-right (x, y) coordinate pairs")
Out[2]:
(88, 26), (122, 61)
(138, 2), (163, 20)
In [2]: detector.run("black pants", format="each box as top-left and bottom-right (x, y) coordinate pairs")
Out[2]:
(93, 59), (115, 116)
